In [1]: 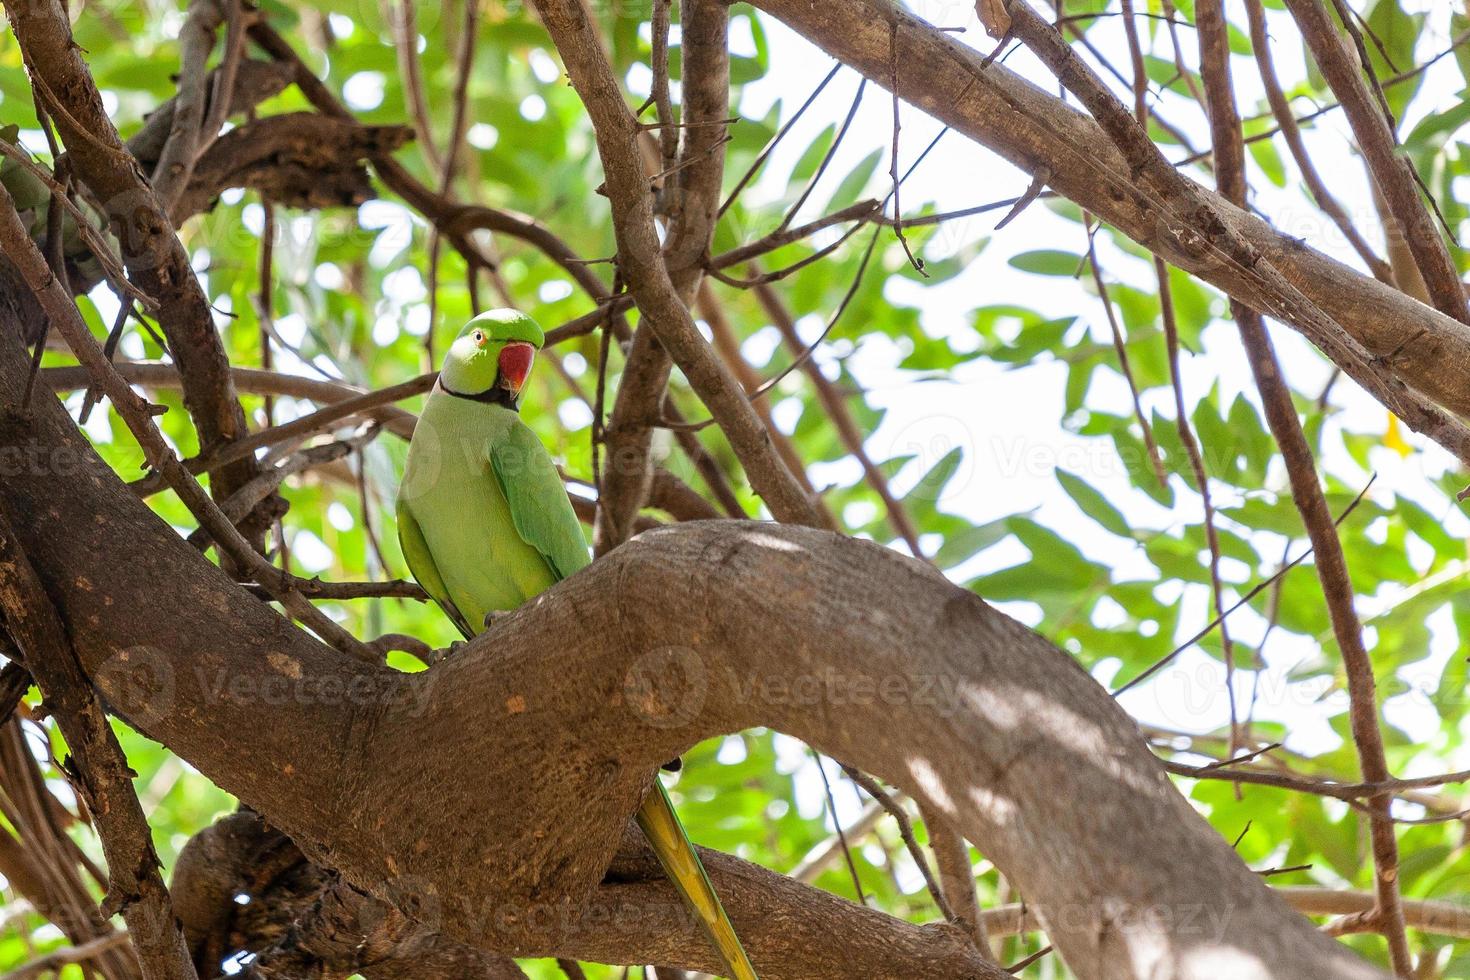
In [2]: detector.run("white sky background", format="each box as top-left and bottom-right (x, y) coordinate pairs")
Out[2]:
(703, 1), (1470, 836)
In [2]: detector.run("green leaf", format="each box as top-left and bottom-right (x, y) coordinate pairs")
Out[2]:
(1248, 134), (1287, 188)
(1057, 469), (1132, 537)
(824, 148), (883, 213)
(1009, 249), (1084, 277)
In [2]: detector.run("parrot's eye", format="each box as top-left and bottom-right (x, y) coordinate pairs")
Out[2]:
(473, 329), (485, 346)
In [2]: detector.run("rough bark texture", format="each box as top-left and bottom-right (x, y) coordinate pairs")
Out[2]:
(158, 114), (410, 220)
(0, 521), (196, 980)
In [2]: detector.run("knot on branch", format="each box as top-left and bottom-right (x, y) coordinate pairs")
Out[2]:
(169, 114), (412, 218)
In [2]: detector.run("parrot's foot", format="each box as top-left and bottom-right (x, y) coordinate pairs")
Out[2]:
(483, 610), (511, 631)
(426, 640), (466, 665)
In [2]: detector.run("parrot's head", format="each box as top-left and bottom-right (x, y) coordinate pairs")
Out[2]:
(439, 309), (545, 409)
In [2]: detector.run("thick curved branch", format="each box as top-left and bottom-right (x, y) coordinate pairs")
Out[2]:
(0, 306), (1388, 978)
(0, 367), (994, 978)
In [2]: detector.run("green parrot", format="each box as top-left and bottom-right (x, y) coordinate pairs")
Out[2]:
(396, 310), (759, 980)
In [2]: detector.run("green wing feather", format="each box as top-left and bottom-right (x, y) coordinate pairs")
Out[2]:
(487, 419), (590, 583)
(396, 499), (475, 639)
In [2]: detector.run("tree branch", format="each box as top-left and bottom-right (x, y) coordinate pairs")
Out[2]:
(1281, 0), (1467, 323)
(0, 515), (196, 980)
(532, 0), (819, 528)
(999, 0), (1470, 468)
(1195, 2), (1411, 969)
(594, 0), (734, 552)
(0, 309), (1392, 976)
(150, 0), (225, 218)
(0, 182), (369, 660)
(171, 114), (410, 220)
(1243, 0), (1394, 285)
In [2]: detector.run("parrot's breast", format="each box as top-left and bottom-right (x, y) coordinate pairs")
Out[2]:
(398, 392), (558, 632)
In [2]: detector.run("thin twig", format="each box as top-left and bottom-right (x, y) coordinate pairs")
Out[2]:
(752, 278), (925, 555)
(391, 0), (441, 173)
(842, 767), (955, 922)
(1083, 220), (1165, 489)
(778, 77), (867, 232)
(749, 229), (880, 400)
(709, 199), (881, 271)
(1113, 476), (1373, 694)
(185, 428), (382, 552)
(76, 301), (133, 424)
(717, 62), (842, 218)
(670, 228), (880, 433)
(812, 752), (867, 905)
(1159, 756), (1470, 804)
(1138, 0), (1237, 760)
(133, 373), (438, 497)
(887, 14), (924, 275)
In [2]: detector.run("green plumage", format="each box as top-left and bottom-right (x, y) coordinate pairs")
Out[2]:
(397, 313), (758, 980)
(398, 390), (581, 634)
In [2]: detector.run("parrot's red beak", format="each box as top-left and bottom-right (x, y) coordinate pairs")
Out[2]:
(498, 342), (536, 393)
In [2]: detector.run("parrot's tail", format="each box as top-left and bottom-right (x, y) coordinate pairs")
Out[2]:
(635, 781), (759, 980)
